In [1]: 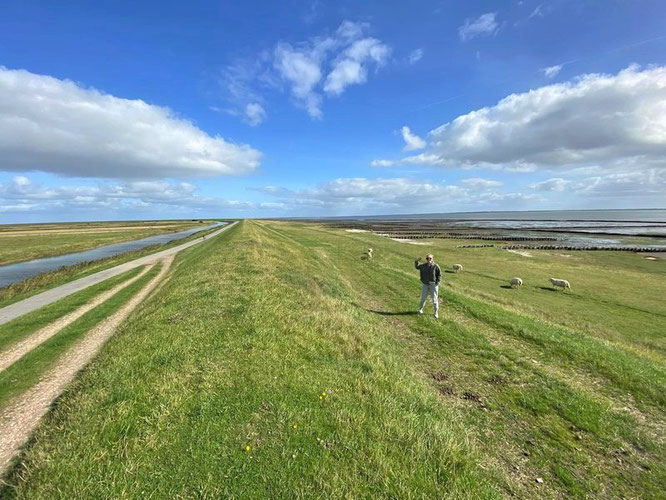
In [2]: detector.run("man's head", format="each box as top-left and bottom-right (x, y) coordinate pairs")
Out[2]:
(426, 254), (434, 263)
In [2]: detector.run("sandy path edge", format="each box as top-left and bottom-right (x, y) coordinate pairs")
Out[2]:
(0, 265), (153, 373)
(0, 256), (173, 477)
(0, 221), (235, 326)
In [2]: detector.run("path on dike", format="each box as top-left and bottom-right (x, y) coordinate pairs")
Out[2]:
(0, 222), (235, 477)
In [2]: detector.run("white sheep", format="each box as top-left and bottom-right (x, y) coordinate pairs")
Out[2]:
(549, 278), (571, 291)
(452, 264), (463, 273)
(361, 248), (373, 260)
(510, 277), (523, 288)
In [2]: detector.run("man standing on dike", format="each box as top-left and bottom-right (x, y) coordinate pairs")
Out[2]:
(415, 254), (441, 318)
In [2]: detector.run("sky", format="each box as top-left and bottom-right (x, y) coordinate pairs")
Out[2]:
(0, 0), (665, 222)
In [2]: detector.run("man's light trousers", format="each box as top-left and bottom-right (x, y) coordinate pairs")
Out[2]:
(419, 282), (439, 312)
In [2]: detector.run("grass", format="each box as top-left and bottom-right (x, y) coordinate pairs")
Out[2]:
(0, 263), (162, 409)
(2, 220), (665, 498)
(0, 223), (224, 309)
(0, 220), (212, 266)
(0, 265), (145, 353)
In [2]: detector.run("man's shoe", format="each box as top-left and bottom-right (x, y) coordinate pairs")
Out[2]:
(434, 311), (439, 319)
(418, 309), (423, 315)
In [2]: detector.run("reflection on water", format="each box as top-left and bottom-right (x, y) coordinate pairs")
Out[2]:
(0, 222), (224, 289)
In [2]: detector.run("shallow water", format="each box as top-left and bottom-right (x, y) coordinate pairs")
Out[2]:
(0, 222), (224, 289)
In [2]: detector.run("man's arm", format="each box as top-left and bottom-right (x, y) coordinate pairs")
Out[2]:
(435, 265), (441, 284)
(414, 257), (422, 269)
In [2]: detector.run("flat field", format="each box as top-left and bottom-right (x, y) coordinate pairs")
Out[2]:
(0, 220), (212, 266)
(2, 220), (665, 498)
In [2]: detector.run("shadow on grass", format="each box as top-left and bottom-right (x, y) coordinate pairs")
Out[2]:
(444, 270), (456, 274)
(499, 285), (513, 289)
(366, 309), (419, 316)
(537, 286), (558, 292)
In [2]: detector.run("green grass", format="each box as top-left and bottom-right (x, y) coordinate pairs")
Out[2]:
(2, 220), (664, 498)
(0, 223), (224, 309)
(0, 220), (211, 266)
(0, 263), (162, 409)
(0, 266), (144, 353)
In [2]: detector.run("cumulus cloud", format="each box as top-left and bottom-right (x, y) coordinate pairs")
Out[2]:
(409, 48), (424, 64)
(227, 21), (390, 119)
(542, 64), (562, 78)
(0, 175), (259, 217)
(245, 102), (267, 126)
(529, 177), (570, 191)
(458, 13), (499, 41)
(401, 126), (427, 151)
(256, 176), (537, 214)
(0, 67), (262, 179)
(424, 65), (666, 171)
(324, 38), (390, 95)
(460, 177), (503, 189)
(274, 41), (326, 118)
(370, 159), (396, 167)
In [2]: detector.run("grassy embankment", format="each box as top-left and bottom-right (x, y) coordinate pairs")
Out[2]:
(0, 223), (224, 309)
(0, 263), (162, 407)
(0, 220), (212, 266)
(3, 220), (665, 498)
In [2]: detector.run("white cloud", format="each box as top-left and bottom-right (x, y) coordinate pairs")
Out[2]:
(257, 177), (537, 213)
(529, 4), (545, 19)
(0, 67), (261, 179)
(324, 38), (390, 95)
(274, 42), (326, 118)
(542, 64), (562, 78)
(529, 177), (570, 191)
(245, 102), (267, 126)
(0, 176), (259, 217)
(409, 48), (424, 64)
(458, 13), (499, 41)
(401, 126), (427, 151)
(460, 177), (503, 189)
(425, 65), (666, 171)
(227, 21), (391, 119)
(370, 159), (396, 167)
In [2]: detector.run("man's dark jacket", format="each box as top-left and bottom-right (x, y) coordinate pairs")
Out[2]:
(415, 259), (441, 285)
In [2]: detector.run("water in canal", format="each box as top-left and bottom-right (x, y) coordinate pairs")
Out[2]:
(0, 222), (224, 289)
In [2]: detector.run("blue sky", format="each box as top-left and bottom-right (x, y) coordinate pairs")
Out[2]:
(0, 0), (665, 221)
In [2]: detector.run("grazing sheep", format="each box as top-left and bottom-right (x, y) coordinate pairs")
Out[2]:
(361, 248), (374, 260)
(510, 277), (523, 288)
(452, 264), (463, 273)
(549, 278), (571, 291)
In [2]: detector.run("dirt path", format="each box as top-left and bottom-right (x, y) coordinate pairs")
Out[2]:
(0, 256), (173, 476)
(0, 221), (235, 326)
(0, 265), (152, 373)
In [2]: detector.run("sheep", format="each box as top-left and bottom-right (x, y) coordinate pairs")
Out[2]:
(549, 278), (571, 291)
(509, 277), (523, 288)
(361, 248), (374, 260)
(452, 264), (463, 273)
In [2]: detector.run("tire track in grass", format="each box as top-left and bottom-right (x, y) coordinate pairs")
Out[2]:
(0, 256), (173, 476)
(0, 265), (152, 373)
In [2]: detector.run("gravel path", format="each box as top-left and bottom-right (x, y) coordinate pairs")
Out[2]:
(0, 221), (234, 326)
(0, 265), (152, 373)
(0, 256), (173, 476)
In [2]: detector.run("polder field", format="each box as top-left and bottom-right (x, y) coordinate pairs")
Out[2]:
(0, 220), (223, 309)
(1, 220), (665, 498)
(0, 219), (213, 266)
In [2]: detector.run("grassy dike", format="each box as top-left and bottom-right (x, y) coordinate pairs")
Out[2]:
(3, 220), (665, 498)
